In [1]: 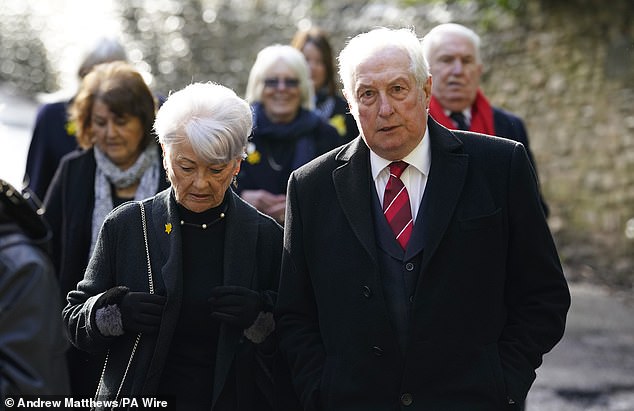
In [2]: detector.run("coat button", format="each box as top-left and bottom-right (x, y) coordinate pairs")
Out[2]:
(361, 285), (372, 298)
(371, 346), (384, 357)
(405, 262), (414, 271)
(400, 393), (413, 406)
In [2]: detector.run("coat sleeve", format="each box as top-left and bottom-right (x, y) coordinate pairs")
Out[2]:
(275, 172), (325, 411)
(500, 143), (570, 401)
(0, 240), (70, 396)
(62, 210), (124, 354)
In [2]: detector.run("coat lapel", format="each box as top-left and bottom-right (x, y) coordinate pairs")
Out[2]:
(213, 191), (259, 407)
(143, 188), (184, 387)
(417, 118), (468, 275)
(333, 139), (379, 266)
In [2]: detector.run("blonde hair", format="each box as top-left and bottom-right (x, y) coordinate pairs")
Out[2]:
(245, 44), (315, 111)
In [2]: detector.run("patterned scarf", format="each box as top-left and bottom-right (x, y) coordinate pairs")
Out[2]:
(90, 144), (160, 256)
(428, 89), (495, 135)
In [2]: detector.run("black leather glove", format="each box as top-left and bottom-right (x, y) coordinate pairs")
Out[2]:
(119, 292), (166, 334)
(208, 286), (263, 329)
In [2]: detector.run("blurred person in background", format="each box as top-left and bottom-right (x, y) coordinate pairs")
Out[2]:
(24, 36), (128, 201)
(0, 179), (70, 398)
(63, 82), (283, 410)
(44, 61), (169, 397)
(422, 23), (549, 217)
(238, 44), (340, 224)
(291, 26), (358, 144)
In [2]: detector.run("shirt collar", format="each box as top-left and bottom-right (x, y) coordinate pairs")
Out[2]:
(370, 128), (431, 180)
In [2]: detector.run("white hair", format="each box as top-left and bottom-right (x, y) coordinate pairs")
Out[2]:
(421, 23), (482, 64)
(244, 44), (315, 110)
(338, 27), (430, 105)
(154, 82), (253, 163)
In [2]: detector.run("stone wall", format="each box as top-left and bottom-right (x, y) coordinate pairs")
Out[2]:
(470, 0), (634, 286)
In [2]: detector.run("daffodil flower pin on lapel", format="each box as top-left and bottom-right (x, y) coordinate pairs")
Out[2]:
(165, 223), (172, 234)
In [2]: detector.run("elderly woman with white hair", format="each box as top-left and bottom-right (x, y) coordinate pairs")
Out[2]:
(63, 82), (283, 410)
(238, 44), (340, 224)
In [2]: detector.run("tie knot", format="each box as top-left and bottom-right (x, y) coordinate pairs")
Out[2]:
(449, 112), (469, 130)
(389, 161), (409, 178)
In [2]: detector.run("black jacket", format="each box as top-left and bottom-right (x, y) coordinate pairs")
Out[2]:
(276, 117), (570, 410)
(0, 181), (70, 397)
(63, 188), (283, 410)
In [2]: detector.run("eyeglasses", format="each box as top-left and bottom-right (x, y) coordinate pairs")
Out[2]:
(263, 77), (300, 89)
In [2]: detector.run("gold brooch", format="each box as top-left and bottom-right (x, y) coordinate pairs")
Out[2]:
(165, 223), (172, 234)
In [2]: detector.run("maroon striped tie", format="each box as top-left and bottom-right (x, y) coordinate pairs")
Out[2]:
(383, 161), (413, 249)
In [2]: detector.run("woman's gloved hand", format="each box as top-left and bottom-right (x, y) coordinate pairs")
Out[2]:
(208, 286), (263, 329)
(120, 292), (166, 334)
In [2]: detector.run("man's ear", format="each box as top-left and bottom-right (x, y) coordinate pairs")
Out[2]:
(161, 144), (168, 170)
(342, 89), (356, 116)
(423, 76), (433, 108)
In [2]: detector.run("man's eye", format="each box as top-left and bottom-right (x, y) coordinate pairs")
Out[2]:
(358, 90), (375, 101)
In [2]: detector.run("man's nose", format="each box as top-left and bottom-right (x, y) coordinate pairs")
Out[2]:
(378, 94), (394, 117)
(450, 59), (464, 74)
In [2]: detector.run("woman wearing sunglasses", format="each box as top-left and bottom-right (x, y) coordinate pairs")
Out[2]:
(239, 45), (340, 224)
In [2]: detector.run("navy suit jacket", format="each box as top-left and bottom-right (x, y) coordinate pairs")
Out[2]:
(276, 117), (570, 410)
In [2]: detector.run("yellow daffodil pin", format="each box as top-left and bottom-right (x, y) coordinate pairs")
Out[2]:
(165, 223), (172, 234)
(65, 120), (77, 136)
(329, 115), (347, 137)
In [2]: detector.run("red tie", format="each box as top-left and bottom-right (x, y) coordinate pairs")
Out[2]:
(383, 161), (413, 249)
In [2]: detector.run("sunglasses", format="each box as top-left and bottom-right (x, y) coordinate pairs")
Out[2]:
(264, 77), (300, 88)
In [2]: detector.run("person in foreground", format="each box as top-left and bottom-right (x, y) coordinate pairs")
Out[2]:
(275, 27), (570, 411)
(0, 179), (70, 398)
(422, 22), (549, 216)
(63, 83), (283, 410)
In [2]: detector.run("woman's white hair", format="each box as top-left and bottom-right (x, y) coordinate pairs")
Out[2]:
(338, 27), (430, 105)
(244, 44), (315, 110)
(154, 82), (252, 163)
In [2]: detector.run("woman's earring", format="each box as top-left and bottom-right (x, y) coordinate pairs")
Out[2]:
(232, 175), (238, 189)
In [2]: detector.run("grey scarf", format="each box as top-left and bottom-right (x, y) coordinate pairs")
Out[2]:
(90, 144), (160, 256)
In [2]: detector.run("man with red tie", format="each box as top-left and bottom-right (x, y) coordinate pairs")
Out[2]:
(275, 27), (570, 411)
(422, 23), (549, 217)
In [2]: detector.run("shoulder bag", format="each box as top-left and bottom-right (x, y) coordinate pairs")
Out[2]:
(93, 201), (155, 409)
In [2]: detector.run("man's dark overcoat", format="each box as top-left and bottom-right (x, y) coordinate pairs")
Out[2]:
(276, 117), (570, 410)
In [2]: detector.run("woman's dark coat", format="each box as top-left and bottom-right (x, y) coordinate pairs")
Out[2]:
(63, 188), (283, 410)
